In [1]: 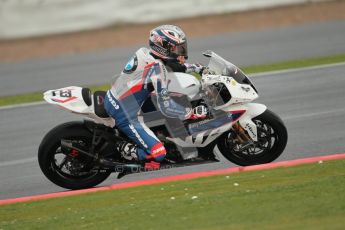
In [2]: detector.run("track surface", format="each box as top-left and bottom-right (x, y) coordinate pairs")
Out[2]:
(0, 20), (345, 96)
(1, 63), (345, 199)
(0, 23), (345, 199)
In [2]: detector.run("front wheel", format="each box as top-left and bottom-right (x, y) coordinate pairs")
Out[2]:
(38, 122), (111, 190)
(217, 109), (288, 166)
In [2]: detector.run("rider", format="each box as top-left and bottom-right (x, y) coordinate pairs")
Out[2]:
(104, 25), (208, 169)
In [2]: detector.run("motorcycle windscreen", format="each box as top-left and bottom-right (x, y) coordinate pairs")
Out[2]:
(207, 51), (258, 93)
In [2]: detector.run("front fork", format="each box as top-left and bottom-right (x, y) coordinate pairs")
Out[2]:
(224, 103), (266, 143)
(232, 122), (252, 142)
(231, 121), (255, 151)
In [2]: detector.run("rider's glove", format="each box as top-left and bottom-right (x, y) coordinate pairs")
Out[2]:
(188, 105), (208, 120)
(201, 67), (215, 75)
(185, 63), (205, 75)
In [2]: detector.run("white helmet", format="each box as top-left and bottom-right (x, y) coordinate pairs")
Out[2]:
(149, 25), (188, 60)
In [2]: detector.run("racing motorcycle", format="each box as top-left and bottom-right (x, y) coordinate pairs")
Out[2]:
(38, 51), (288, 190)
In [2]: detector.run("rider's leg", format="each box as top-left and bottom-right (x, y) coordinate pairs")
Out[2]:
(104, 90), (166, 166)
(116, 118), (167, 164)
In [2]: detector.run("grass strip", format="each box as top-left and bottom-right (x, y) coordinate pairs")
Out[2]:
(1, 53), (345, 107)
(242, 53), (345, 74)
(0, 159), (344, 230)
(0, 84), (111, 107)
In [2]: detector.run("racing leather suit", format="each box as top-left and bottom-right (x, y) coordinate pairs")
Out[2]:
(104, 48), (195, 163)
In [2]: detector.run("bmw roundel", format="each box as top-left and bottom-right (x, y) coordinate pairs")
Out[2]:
(123, 55), (138, 74)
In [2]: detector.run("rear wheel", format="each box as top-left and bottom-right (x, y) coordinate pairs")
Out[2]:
(38, 122), (111, 190)
(218, 109), (288, 166)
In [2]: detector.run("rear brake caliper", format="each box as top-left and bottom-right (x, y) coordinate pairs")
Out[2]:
(70, 149), (79, 157)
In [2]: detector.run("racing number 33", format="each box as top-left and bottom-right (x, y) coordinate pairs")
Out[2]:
(59, 89), (72, 98)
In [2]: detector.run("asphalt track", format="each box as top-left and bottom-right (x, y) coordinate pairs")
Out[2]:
(0, 22), (345, 199)
(0, 20), (345, 96)
(1, 63), (345, 199)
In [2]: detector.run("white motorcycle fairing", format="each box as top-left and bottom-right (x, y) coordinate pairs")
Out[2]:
(43, 86), (115, 127)
(165, 71), (266, 147)
(166, 102), (266, 148)
(43, 50), (268, 150)
(167, 72), (201, 100)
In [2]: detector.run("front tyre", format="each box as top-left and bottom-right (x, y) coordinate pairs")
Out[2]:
(218, 109), (288, 166)
(38, 121), (111, 190)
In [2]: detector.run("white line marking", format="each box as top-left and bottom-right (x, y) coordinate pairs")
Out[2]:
(251, 62), (345, 77)
(0, 101), (46, 110)
(0, 157), (36, 167)
(1, 61), (345, 111)
(283, 108), (345, 121)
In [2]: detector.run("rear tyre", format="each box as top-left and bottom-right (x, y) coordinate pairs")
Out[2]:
(218, 109), (288, 166)
(38, 121), (111, 190)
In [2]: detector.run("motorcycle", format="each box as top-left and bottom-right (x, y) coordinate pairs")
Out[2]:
(38, 50), (288, 190)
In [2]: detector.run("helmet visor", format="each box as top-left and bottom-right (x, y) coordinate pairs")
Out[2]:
(170, 42), (188, 59)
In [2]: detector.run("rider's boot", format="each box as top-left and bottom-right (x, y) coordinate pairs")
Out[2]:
(115, 143), (161, 178)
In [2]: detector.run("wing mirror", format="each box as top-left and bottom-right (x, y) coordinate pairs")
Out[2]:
(202, 50), (213, 58)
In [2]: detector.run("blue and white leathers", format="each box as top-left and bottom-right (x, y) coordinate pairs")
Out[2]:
(104, 48), (191, 162)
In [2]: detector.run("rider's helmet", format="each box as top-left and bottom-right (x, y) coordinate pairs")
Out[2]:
(149, 25), (188, 61)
